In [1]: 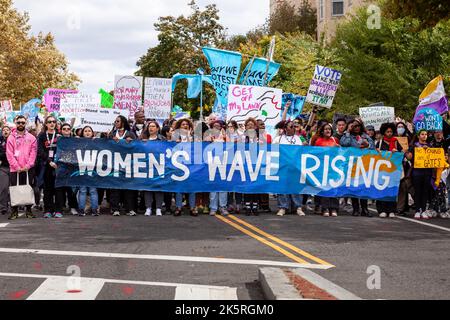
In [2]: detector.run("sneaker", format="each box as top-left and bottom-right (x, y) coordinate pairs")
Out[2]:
(92, 209), (100, 217)
(221, 208), (230, 216)
(145, 208), (152, 217)
(331, 210), (338, 217)
(71, 208), (78, 216)
(54, 212), (63, 219)
(26, 211), (36, 219)
(421, 212), (430, 220)
(203, 207), (210, 214)
(43, 212), (52, 219)
(297, 207), (306, 217)
(156, 209), (162, 217)
(414, 212), (421, 220)
(8, 213), (18, 220)
(113, 211), (120, 217)
(78, 210), (86, 217)
(209, 211), (217, 216)
(128, 211), (137, 217)
(389, 213), (396, 218)
(277, 209), (286, 217)
(323, 210), (330, 217)
(379, 212), (387, 218)
(190, 208), (199, 217)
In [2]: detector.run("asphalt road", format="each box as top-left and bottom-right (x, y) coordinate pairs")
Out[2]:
(0, 202), (448, 300)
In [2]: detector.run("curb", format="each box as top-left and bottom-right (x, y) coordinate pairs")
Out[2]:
(259, 267), (361, 300)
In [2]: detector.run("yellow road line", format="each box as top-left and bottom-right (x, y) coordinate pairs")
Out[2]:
(228, 215), (334, 267)
(215, 215), (309, 265)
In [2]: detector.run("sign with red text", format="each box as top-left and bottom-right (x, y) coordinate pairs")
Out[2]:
(59, 93), (101, 119)
(113, 75), (143, 118)
(306, 65), (342, 109)
(143, 78), (172, 120)
(227, 85), (282, 130)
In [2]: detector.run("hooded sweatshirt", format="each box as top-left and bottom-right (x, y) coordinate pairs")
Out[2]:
(6, 128), (37, 173)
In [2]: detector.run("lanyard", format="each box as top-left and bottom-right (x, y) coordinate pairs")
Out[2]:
(46, 132), (56, 148)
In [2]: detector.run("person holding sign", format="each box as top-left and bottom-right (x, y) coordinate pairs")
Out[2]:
(37, 116), (63, 219)
(375, 123), (403, 218)
(341, 119), (375, 217)
(406, 129), (433, 220)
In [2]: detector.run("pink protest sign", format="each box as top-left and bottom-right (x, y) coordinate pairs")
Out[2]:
(43, 88), (78, 112)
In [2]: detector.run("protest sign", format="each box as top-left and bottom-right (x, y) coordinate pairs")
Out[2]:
(172, 111), (191, 120)
(414, 148), (446, 169)
(77, 108), (129, 133)
(99, 89), (114, 109)
(397, 137), (409, 151)
(413, 75), (448, 122)
(281, 94), (306, 120)
(43, 88), (78, 112)
(0, 100), (13, 111)
(113, 75), (143, 118)
(5, 111), (21, 126)
(202, 47), (242, 106)
(21, 99), (41, 119)
(56, 140), (403, 202)
(227, 85), (283, 133)
(306, 65), (342, 109)
(239, 57), (281, 86)
(413, 108), (443, 132)
(59, 93), (101, 119)
(359, 107), (395, 131)
(144, 78), (172, 120)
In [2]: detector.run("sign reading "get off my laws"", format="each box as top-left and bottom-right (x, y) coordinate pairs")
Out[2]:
(414, 148), (447, 168)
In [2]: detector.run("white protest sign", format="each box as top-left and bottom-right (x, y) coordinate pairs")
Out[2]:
(227, 85), (283, 132)
(1, 100), (13, 111)
(306, 65), (342, 109)
(114, 75), (143, 119)
(359, 106), (395, 131)
(143, 78), (172, 120)
(59, 93), (101, 119)
(78, 108), (130, 133)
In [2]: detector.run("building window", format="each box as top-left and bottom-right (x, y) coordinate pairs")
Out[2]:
(319, 0), (324, 20)
(332, 0), (345, 16)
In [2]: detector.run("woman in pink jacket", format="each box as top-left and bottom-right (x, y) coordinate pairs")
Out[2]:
(6, 115), (37, 220)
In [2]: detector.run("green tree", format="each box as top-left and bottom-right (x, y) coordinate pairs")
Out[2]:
(136, 1), (226, 115)
(330, 8), (450, 118)
(0, 0), (80, 108)
(269, 0), (317, 38)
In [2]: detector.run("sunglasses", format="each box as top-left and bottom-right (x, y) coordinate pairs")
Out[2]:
(47, 120), (56, 124)
(16, 122), (26, 125)
(62, 127), (71, 130)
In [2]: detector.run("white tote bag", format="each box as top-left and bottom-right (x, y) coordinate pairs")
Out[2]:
(9, 171), (35, 207)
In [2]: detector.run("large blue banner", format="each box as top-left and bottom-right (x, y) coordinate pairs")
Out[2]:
(55, 139), (403, 201)
(202, 47), (242, 107)
(240, 57), (281, 86)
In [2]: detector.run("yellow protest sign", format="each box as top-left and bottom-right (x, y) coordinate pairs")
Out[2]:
(414, 148), (446, 168)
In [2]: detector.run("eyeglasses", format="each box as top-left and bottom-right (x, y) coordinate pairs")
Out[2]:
(16, 122), (26, 125)
(62, 127), (71, 131)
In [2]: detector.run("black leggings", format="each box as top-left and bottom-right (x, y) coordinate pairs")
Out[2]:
(412, 174), (431, 213)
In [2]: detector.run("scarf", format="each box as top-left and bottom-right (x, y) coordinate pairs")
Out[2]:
(383, 136), (397, 151)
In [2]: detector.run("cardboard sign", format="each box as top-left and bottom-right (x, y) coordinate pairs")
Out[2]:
(414, 148), (446, 168)
(414, 108), (443, 132)
(114, 75), (143, 118)
(306, 65), (342, 109)
(143, 78), (172, 120)
(359, 106), (395, 131)
(397, 137), (409, 151)
(43, 88), (78, 112)
(227, 85), (282, 133)
(77, 108), (130, 133)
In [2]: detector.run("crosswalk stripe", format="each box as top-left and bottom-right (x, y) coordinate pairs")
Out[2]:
(0, 223), (9, 228)
(27, 277), (105, 300)
(175, 286), (238, 300)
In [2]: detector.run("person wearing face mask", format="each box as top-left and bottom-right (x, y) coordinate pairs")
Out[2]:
(0, 126), (11, 216)
(131, 111), (146, 137)
(56, 123), (79, 216)
(6, 116), (37, 220)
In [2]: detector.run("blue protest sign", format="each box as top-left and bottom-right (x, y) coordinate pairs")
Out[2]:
(240, 57), (281, 86)
(56, 139), (403, 201)
(281, 94), (306, 120)
(414, 108), (443, 132)
(202, 47), (242, 106)
(21, 98), (41, 120)
(171, 73), (213, 99)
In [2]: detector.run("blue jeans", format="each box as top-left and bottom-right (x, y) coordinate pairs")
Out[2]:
(278, 194), (302, 209)
(210, 192), (228, 212)
(176, 193), (196, 209)
(78, 187), (98, 211)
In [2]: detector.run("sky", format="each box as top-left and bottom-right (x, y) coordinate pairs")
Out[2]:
(14, 0), (270, 93)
